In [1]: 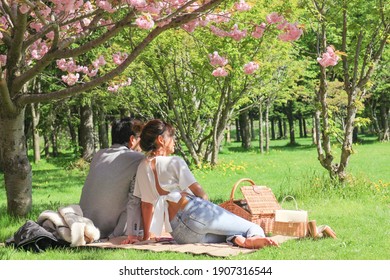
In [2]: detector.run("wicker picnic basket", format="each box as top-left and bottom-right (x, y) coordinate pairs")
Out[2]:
(219, 178), (281, 236)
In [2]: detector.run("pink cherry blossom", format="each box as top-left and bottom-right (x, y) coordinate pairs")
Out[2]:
(108, 85), (120, 92)
(276, 20), (288, 30)
(317, 46), (340, 67)
(0, 16), (9, 31)
(234, 0), (251, 12)
(229, 24), (247, 41)
(19, 4), (30, 14)
(113, 52), (128, 65)
(212, 67), (228, 77)
(92, 56), (106, 68)
(30, 40), (49, 60)
(51, 0), (83, 13)
(62, 73), (79, 86)
(0, 55), (7, 66)
(87, 69), (98, 77)
(96, 0), (115, 13)
(208, 51), (228, 67)
(243, 61), (259, 74)
(39, 5), (52, 17)
(182, 20), (199, 33)
(108, 78), (132, 92)
(210, 25), (229, 37)
(266, 12), (284, 24)
(46, 31), (55, 40)
(83, 1), (93, 12)
(138, 2), (162, 16)
(128, 0), (147, 9)
(30, 22), (44, 32)
(252, 23), (266, 38)
(135, 14), (155, 30)
(56, 59), (68, 71)
(278, 22), (303, 41)
(205, 12), (232, 24)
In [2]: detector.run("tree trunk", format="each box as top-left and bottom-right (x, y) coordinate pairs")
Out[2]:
(312, 116), (317, 145)
(250, 117), (255, 141)
(31, 103), (41, 163)
(79, 101), (95, 161)
(97, 107), (109, 149)
(278, 118), (283, 139)
(379, 92), (389, 141)
(67, 106), (79, 153)
(43, 134), (50, 157)
(0, 109), (32, 216)
(235, 118), (240, 142)
(265, 101), (271, 152)
(271, 119), (275, 140)
(0, 143), (3, 172)
(258, 102), (264, 154)
(51, 125), (59, 157)
(337, 90), (358, 179)
(285, 101), (296, 145)
(303, 118), (307, 138)
(298, 116), (304, 138)
(239, 109), (251, 149)
(225, 123), (231, 144)
(210, 88), (234, 165)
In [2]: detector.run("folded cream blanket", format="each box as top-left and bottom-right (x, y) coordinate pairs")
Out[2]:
(37, 204), (100, 247)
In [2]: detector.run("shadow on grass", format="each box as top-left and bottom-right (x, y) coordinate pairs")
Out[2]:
(32, 169), (84, 190)
(225, 141), (316, 153)
(29, 152), (80, 168)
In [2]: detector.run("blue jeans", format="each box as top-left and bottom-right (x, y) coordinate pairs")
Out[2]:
(169, 195), (265, 244)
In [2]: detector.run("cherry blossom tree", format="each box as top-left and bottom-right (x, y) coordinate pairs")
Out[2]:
(0, 0), (305, 216)
(0, 0), (227, 216)
(310, 0), (389, 180)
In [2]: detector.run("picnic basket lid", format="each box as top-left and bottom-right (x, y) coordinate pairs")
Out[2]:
(230, 178), (281, 214)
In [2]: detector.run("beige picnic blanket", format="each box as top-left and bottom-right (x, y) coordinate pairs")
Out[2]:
(84, 235), (297, 257)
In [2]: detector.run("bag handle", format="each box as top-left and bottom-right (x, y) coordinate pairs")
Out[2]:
(229, 178), (256, 201)
(280, 195), (299, 210)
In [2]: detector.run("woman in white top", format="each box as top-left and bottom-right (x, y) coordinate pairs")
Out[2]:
(123, 119), (278, 249)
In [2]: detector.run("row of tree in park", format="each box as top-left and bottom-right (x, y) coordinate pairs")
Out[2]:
(23, 79), (387, 165)
(0, 0), (388, 216)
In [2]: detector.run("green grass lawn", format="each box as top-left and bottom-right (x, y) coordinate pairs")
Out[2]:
(1, 136), (389, 260)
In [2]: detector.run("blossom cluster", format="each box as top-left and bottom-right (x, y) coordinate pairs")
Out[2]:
(317, 46), (340, 67)
(57, 56), (106, 86)
(108, 78), (133, 92)
(0, 0), (336, 91)
(207, 9), (304, 77)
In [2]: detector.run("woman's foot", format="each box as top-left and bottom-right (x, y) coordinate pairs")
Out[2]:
(234, 235), (279, 249)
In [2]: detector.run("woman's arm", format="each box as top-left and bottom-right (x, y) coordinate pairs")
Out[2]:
(121, 201), (154, 244)
(188, 182), (208, 200)
(140, 201), (154, 241)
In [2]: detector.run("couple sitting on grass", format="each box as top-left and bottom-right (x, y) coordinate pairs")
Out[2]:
(79, 118), (278, 250)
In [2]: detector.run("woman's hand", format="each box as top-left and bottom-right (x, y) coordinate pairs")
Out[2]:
(189, 182), (208, 200)
(121, 235), (141, 245)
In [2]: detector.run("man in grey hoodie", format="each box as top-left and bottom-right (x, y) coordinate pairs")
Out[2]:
(79, 118), (144, 242)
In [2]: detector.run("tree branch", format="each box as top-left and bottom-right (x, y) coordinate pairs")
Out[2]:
(357, 27), (389, 89)
(341, 1), (350, 90)
(12, 13), (133, 94)
(0, 79), (17, 115)
(16, 0), (224, 106)
(351, 30), (364, 90)
(6, 10), (27, 93)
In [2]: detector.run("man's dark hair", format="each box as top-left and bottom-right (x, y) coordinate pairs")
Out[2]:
(111, 118), (143, 146)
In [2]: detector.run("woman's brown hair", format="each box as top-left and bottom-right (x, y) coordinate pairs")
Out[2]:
(139, 119), (175, 152)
